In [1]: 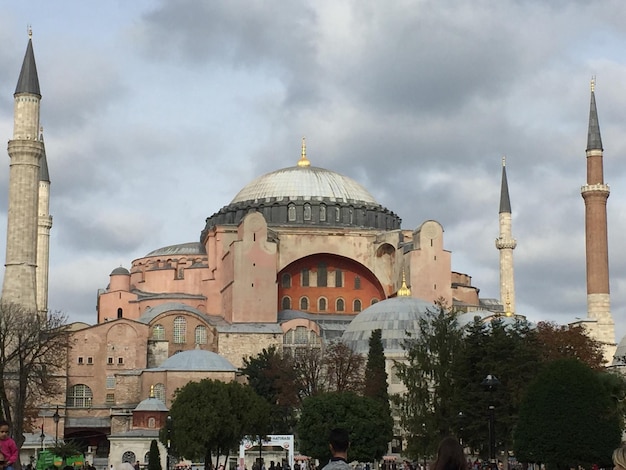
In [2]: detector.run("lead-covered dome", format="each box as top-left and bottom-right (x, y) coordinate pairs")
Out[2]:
(202, 143), (402, 236)
(342, 297), (436, 355)
(231, 166), (378, 205)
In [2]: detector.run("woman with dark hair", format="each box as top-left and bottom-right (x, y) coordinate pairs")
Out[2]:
(432, 437), (466, 470)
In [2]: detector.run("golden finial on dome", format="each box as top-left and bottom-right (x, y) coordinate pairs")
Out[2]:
(149, 384), (155, 398)
(297, 136), (311, 167)
(591, 76), (596, 93)
(397, 270), (411, 297)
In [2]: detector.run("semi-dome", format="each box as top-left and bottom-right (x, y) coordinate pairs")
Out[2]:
(231, 165), (378, 205)
(342, 297), (436, 355)
(145, 242), (206, 257)
(153, 349), (237, 372)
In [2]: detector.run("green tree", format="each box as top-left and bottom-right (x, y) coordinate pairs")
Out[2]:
(393, 301), (463, 459)
(514, 358), (621, 469)
(241, 346), (298, 433)
(298, 392), (391, 464)
(362, 330), (393, 460)
(148, 439), (162, 470)
(164, 379), (270, 468)
(324, 340), (365, 393)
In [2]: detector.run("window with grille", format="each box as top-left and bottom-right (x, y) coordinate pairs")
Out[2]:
(320, 205), (326, 221)
(304, 204), (311, 220)
(195, 325), (207, 344)
(282, 296), (291, 310)
(67, 384), (93, 408)
(105, 393), (115, 405)
(336, 298), (345, 311)
(335, 269), (343, 287)
(87, 357), (93, 365)
(301, 269), (309, 287)
(122, 452), (136, 464)
(288, 204), (296, 221)
(300, 297), (308, 310)
(173, 316), (186, 344)
(318, 297), (327, 311)
(317, 263), (327, 287)
(106, 376), (115, 389)
(354, 299), (362, 312)
(153, 324), (165, 340)
(77, 357), (84, 365)
(282, 273), (291, 288)
(283, 326), (321, 357)
(354, 276), (361, 289)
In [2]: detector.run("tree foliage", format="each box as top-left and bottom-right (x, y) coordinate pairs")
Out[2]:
(323, 341), (365, 393)
(298, 392), (391, 464)
(364, 329), (388, 402)
(535, 321), (605, 369)
(514, 359), (621, 469)
(148, 440), (162, 470)
(393, 301), (463, 459)
(0, 302), (71, 447)
(165, 379), (270, 468)
(241, 346), (298, 433)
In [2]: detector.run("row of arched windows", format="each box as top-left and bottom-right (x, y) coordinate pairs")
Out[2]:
(281, 271), (362, 289)
(67, 382), (167, 408)
(152, 318), (208, 344)
(281, 296), (377, 312)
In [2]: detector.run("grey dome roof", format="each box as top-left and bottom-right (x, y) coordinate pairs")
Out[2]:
(146, 242), (206, 257)
(135, 396), (168, 412)
(110, 266), (130, 275)
(342, 297), (436, 355)
(231, 166), (378, 205)
(153, 349), (237, 372)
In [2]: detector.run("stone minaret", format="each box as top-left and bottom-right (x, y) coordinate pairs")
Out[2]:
(2, 33), (43, 312)
(36, 129), (52, 316)
(581, 79), (615, 356)
(495, 157), (516, 315)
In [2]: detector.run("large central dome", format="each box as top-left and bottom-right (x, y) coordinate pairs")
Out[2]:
(202, 140), (402, 235)
(231, 165), (378, 205)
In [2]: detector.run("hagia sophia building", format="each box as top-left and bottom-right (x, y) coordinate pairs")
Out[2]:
(2, 35), (620, 467)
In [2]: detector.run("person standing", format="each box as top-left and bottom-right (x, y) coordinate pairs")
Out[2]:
(0, 421), (18, 470)
(321, 429), (350, 470)
(432, 437), (466, 470)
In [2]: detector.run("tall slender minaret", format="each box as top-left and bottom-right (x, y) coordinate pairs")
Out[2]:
(36, 128), (52, 316)
(581, 78), (615, 358)
(495, 157), (516, 315)
(1, 32), (43, 311)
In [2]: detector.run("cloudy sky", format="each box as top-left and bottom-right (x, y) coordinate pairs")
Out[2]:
(1, 1), (626, 340)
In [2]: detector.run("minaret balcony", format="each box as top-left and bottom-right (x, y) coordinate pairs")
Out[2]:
(495, 238), (517, 250)
(581, 183), (610, 196)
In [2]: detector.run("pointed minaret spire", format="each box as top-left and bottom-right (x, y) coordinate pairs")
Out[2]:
(495, 157), (517, 314)
(297, 136), (311, 167)
(15, 29), (41, 98)
(581, 79), (615, 363)
(587, 77), (603, 151)
(37, 126), (52, 316)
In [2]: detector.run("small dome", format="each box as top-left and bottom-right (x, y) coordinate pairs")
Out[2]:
(135, 396), (168, 412)
(231, 166), (379, 205)
(154, 350), (237, 372)
(110, 266), (130, 276)
(342, 297), (435, 355)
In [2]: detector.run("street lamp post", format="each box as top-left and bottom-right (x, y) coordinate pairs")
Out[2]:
(166, 415), (172, 470)
(481, 374), (500, 467)
(40, 423), (45, 452)
(53, 406), (60, 443)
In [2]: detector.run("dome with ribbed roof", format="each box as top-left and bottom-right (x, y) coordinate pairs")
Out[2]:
(342, 297), (436, 355)
(231, 165), (379, 205)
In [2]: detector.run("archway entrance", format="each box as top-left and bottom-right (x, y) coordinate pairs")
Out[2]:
(239, 436), (294, 470)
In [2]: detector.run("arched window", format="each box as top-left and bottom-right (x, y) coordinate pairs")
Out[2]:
(318, 298), (327, 311)
(173, 316), (186, 344)
(117, 308), (123, 319)
(317, 262), (327, 287)
(195, 325), (207, 344)
(320, 205), (326, 221)
(304, 203), (311, 221)
(152, 324), (165, 340)
(122, 451), (136, 464)
(300, 297), (309, 310)
(288, 204), (296, 221)
(354, 299), (362, 312)
(144, 453), (150, 464)
(335, 207), (341, 222)
(282, 296), (292, 310)
(336, 298), (345, 312)
(283, 326), (321, 358)
(354, 276), (361, 289)
(371, 298), (379, 305)
(148, 417), (156, 428)
(67, 384), (93, 408)
(282, 273), (291, 288)
(154, 383), (166, 402)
